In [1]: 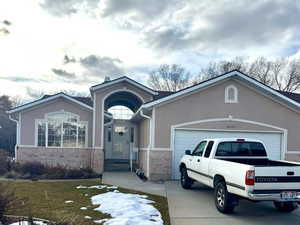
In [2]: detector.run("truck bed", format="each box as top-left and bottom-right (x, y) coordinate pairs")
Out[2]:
(219, 158), (300, 167)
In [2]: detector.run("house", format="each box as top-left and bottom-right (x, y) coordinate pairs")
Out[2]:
(7, 70), (300, 180)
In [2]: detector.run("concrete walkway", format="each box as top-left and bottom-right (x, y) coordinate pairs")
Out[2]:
(102, 171), (167, 196)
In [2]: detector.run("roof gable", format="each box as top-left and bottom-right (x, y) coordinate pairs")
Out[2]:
(90, 76), (159, 95)
(7, 93), (93, 114)
(143, 70), (300, 111)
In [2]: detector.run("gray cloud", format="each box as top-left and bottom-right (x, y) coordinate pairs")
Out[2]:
(142, 0), (300, 54)
(0, 77), (42, 83)
(52, 68), (76, 79)
(40, 0), (100, 17)
(79, 55), (124, 78)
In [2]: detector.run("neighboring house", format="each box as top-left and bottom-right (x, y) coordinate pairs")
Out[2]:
(7, 70), (300, 180)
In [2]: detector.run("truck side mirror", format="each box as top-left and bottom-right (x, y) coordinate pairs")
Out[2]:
(185, 150), (191, 155)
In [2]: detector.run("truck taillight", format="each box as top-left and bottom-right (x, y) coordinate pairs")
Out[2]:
(245, 170), (255, 186)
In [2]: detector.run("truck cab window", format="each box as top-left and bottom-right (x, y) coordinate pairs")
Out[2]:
(204, 141), (214, 158)
(192, 141), (207, 156)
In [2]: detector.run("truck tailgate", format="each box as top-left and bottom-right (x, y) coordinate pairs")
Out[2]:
(254, 166), (300, 190)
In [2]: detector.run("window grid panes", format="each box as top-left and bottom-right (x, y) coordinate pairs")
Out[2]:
(108, 106), (134, 120)
(63, 123), (77, 147)
(37, 121), (46, 147)
(37, 112), (87, 148)
(48, 121), (62, 147)
(78, 124), (86, 148)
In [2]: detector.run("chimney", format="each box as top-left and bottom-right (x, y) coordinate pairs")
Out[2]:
(104, 76), (111, 82)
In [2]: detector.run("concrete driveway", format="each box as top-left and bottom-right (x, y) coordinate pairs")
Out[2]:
(103, 172), (300, 225)
(167, 181), (300, 225)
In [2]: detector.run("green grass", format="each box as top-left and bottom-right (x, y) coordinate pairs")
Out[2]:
(1, 180), (170, 225)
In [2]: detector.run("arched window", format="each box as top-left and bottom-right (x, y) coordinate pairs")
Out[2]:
(108, 105), (134, 120)
(36, 111), (88, 148)
(225, 85), (238, 103)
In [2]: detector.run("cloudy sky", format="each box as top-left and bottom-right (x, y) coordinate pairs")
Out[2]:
(1, 0), (300, 101)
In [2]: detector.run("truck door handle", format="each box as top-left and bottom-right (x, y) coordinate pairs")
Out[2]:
(197, 159), (201, 162)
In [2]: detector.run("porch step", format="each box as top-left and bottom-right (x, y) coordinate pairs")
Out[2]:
(104, 159), (138, 172)
(104, 160), (131, 172)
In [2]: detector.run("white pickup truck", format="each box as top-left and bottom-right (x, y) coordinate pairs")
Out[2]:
(179, 138), (300, 213)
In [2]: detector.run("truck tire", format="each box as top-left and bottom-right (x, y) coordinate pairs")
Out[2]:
(180, 167), (193, 189)
(273, 201), (298, 212)
(214, 182), (235, 214)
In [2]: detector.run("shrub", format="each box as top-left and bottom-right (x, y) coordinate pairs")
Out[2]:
(4, 161), (99, 180)
(0, 151), (9, 176)
(20, 162), (45, 177)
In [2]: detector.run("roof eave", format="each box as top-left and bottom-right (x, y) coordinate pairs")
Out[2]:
(7, 93), (93, 114)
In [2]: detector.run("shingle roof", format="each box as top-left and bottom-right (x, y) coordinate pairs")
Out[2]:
(42, 95), (93, 107)
(277, 91), (300, 104)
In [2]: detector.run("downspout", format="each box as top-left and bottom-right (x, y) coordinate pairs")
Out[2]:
(8, 114), (19, 161)
(140, 109), (152, 178)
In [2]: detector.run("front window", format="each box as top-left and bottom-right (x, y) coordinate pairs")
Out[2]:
(36, 111), (87, 148)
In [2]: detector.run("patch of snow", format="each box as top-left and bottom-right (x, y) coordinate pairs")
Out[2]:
(106, 186), (118, 189)
(84, 216), (92, 220)
(10, 221), (47, 225)
(113, 190), (119, 193)
(85, 194), (89, 196)
(65, 200), (74, 204)
(80, 207), (88, 210)
(91, 192), (163, 225)
(76, 185), (88, 189)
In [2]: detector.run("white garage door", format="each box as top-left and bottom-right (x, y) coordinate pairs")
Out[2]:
(173, 129), (283, 179)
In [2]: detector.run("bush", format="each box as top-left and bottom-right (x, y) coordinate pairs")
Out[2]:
(5, 161), (99, 180)
(0, 151), (9, 176)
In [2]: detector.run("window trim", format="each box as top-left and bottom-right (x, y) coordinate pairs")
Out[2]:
(225, 85), (238, 103)
(34, 111), (88, 148)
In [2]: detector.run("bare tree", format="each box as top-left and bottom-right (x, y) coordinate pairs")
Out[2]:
(148, 64), (191, 92)
(197, 57), (300, 92)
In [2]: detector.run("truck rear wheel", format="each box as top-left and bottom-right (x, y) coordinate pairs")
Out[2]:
(215, 182), (236, 214)
(180, 167), (193, 189)
(273, 201), (298, 212)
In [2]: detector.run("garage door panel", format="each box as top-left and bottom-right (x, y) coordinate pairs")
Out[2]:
(173, 130), (282, 179)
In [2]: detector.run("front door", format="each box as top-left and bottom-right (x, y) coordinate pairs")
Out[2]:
(112, 124), (130, 159)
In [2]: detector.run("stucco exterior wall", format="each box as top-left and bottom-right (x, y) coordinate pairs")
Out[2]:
(20, 98), (93, 147)
(93, 81), (154, 148)
(154, 79), (300, 155)
(138, 119), (150, 149)
(138, 150), (148, 175)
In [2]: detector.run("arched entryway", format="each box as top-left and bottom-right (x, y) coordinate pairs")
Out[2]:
(103, 90), (143, 171)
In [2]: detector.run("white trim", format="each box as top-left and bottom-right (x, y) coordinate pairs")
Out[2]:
(100, 88), (146, 149)
(152, 148), (171, 151)
(140, 109), (152, 177)
(174, 127), (283, 133)
(18, 112), (21, 145)
(170, 117), (288, 179)
(34, 111), (89, 148)
(45, 110), (80, 121)
(90, 76), (159, 95)
(225, 85), (238, 103)
(7, 93), (93, 114)
(152, 107), (156, 148)
(286, 151), (300, 154)
(143, 71), (300, 110)
(93, 92), (96, 147)
(18, 144), (91, 149)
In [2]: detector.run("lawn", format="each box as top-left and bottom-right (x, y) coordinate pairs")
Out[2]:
(1, 180), (170, 225)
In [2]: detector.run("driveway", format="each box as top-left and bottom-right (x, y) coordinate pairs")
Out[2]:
(103, 172), (300, 225)
(167, 181), (300, 225)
